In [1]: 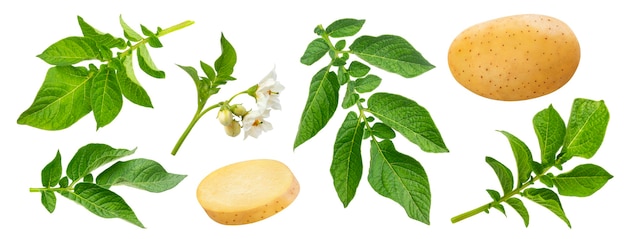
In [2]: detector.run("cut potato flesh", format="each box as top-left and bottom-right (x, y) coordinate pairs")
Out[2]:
(196, 159), (300, 225)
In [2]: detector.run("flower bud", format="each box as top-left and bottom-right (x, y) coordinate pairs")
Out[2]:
(224, 120), (241, 137)
(230, 104), (248, 117)
(217, 108), (234, 126)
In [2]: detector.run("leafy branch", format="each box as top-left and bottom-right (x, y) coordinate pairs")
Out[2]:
(17, 15), (193, 130)
(294, 18), (448, 225)
(451, 98), (611, 227)
(29, 143), (187, 228)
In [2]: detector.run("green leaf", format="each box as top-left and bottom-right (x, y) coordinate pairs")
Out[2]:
(492, 203), (506, 215)
(371, 122), (396, 139)
(37, 37), (102, 66)
(349, 35), (434, 78)
(354, 74), (382, 93)
(41, 151), (62, 188)
(91, 65), (123, 129)
(60, 182), (144, 228)
(301, 38), (330, 65)
(116, 56), (153, 108)
(523, 188), (571, 228)
(140, 25), (162, 48)
(294, 67), (340, 149)
(562, 99), (610, 160)
(41, 191), (56, 213)
(119, 15), (142, 42)
(367, 92), (448, 153)
(348, 61), (370, 77)
(17, 66), (92, 130)
(539, 173), (555, 188)
(136, 44), (165, 78)
(498, 131), (533, 187)
(326, 18), (365, 38)
(331, 111), (364, 207)
(533, 104), (565, 166)
(553, 164), (613, 197)
(77, 16), (126, 49)
(369, 139), (431, 224)
(485, 156), (514, 194)
(486, 189), (501, 201)
(59, 177), (69, 188)
(200, 61), (216, 82)
(337, 66), (349, 85)
(505, 198), (529, 227)
(214, 33), (237, 79)
(66, 144), (136, 181)
(341, 81), (358, 109)
(335, 39), (346, 50)
(96, 158), (186, 193)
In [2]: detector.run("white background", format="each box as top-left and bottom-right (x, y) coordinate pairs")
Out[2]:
(2, 0), (624, 238)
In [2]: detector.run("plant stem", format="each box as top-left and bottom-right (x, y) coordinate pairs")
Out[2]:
(451, 203), (491, 223)
(171, 103), (221, 155)
(29, 187), (71, 193)
(119, 20), (194, 59)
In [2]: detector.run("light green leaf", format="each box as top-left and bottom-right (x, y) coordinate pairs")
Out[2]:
(140, 25), (162, 48)
(367, 93), (448, 153)
(485, 156), (514, 194)
(326, 18), (365, 38)
(17, 66), (92, 130)
(96, 158), (186, 193)
(354, 74), (382, 93)
(486, 189), (501, 201)
(137, 44), (165, 78)
(91, 65), (123, 129)
(294, 67), (340, 149)
(214, 33), (237, 79)
(369, 139), (431, 224)
(562, 99), (610, 160)
(41, 151), (62, 188)
(349, 35), (434, 78)
(41, 191), (56, 213)
(348, 60), (370, 78)
(331, 111), (364, 207)
(505, 198), (529, 227)
(60, 182), (144, 228)
(523, 188), (571, 228)
(301, 38), (329, 65)
(200, 61), (216, 82)
(119, 15), (142, 42)
(533, 104), (565, 166)
(117, 56), (153, 108)
(77, 16), (126, 49)
(66, 144), (136, 181)
(498, 131), (533, 187)
(37, 37), (102, 66)
(553, 164), (613, 197)
(371, 122), (396, 139)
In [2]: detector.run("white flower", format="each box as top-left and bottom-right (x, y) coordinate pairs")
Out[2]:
(242, 109), (273, 139)
(255, 67), (284, 111)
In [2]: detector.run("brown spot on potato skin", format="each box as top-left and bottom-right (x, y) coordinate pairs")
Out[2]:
(448, 14), (580, 101)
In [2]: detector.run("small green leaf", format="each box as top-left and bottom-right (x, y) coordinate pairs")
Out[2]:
(117, 56), (153, 108)
(66, 144), (136, 181)
(59, 177), (69, 188)
(533, 104), (565, 166)
(200, 61), (216, 82)
(367, 92), (448, 153)
(119, 15), (142, 42)
(301, 38), (330, 65)
(553, 164), (613, 197)
(498, 131), (533, 187)
(84, 174), (94, 183)
(137, 44), (165, 78)
(17, 66), (92, 130)
(37, 37), (102, 66)
(60, 182), (144, 228)
(78, 16), (126, 49)
(369, 139), (431, 224)
(96, 158), (186, 193)
(562, 99), (610, 160)
(539, 173), (555, 188)
(41, 191), (56, 213)
(486, 189), (501, 201)
(331, 111), (364, 207)
(349, 35), (434, 78)
(335, 39), (346, 50)
(505, 198), (529, 227)
(354, 74), (382, 93)
(140, 25), (162, 48)
(326, 18), (365, 38)
(523, 188), (571, 228)
(91, 65), (123, 129)
(294, 67), (340, 149)
(371, 122), (396, 139)
(214, 33), (237, 79)
(485, 157), (514, 194)
(348, 61), (370, 77)
(41, 151), (62, 188)
(337, 66), (350, 85)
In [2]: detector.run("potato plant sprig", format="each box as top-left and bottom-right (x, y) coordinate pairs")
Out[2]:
(29, 143), (187, 228)
(451, 98), (612, 227)
(171, 34), (283, 155)
(17, 15), (193, 130)
(294, 18), (448, 225)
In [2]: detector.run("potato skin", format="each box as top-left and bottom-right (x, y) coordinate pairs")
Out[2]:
(448, 14), (580, 101)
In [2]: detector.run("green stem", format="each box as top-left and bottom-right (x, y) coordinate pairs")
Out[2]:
(171, 103), (221, 155)
(119, 20), (194, 59)
(29, 187), (72, 193)
(451, 203), (491, 223)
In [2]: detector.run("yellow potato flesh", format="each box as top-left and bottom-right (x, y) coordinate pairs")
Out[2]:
(448, 14), (580, 101)
(196, 159), (299, 225)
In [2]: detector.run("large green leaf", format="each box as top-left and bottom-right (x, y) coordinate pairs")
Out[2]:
(66, 144), (136, 181)
(523, 188), (571, 228)
(90, 65), (123, 129)
(17, 66), (92, 130)
(562, 99), (609, 160)
(498, 131), (533, 187)
(553, 164), (613, 197)
(349, 35), (434, 78)
(533, 105), (565, 166)
(505, 197), (529, 227)
(367, 93), (448, 153)
(119, 15), (142, 42)
(214, 33), (237, 80)
(117, 55), (153, 108)
(300, 38), (329, 65)
(294, 67), (340, 149)
(331, 111), (364, 207)
(368, 139), (431, 224)
(41, 191), (57, 213)
(96, 158), (186, 193)
(37, 36), (102, 66)
(77, 16), (126, 49)
(485, 156), (514, 194)
(137, 44), (165, 78)
(325, 18), (365, 38)
(60, 182), (144, 228)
